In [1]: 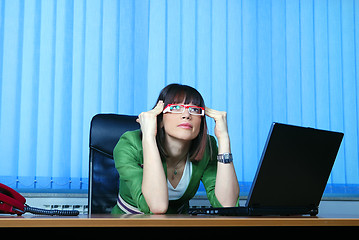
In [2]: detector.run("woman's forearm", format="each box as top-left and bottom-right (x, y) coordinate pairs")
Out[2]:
(141, 135), (168, 214)
(215, 135), (240, 207)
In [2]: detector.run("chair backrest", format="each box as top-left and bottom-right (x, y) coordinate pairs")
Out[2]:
(88, 114), (139, 214)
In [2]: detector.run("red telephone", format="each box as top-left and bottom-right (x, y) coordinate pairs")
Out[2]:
(0, 183), (79, 216)
(0, 182), (26, 215)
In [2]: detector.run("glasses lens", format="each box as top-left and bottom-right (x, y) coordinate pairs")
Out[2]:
(188, 107), (203, 115)
(169, 105), (184, 113)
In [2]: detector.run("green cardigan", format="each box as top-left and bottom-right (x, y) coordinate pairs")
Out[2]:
(111, 129), (231, 214)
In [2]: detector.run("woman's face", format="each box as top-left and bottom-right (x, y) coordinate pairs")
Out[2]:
(162, 102), (202, 142)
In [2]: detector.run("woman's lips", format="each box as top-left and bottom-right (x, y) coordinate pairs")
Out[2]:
(177, 123), (193, 129)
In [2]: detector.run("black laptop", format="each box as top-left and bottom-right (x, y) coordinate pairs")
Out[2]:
(189, 122), (344, 216)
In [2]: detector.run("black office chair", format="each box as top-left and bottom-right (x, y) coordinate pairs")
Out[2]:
(88, 114), (139, 214)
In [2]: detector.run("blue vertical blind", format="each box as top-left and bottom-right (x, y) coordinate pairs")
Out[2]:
(0, 0), (358, 196)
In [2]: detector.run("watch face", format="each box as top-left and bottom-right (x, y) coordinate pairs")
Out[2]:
(217, 153), (233, 163)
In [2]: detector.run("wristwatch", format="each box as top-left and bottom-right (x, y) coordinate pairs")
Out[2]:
(217, 153), (233, 164)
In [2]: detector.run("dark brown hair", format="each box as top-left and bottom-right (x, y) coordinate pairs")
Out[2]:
(155, 84), (208, 161)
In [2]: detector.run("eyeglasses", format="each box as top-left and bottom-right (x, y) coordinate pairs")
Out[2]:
(163, 104), (205, 116)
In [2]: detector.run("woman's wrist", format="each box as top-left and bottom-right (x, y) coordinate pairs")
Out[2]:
(142, 134), (159, 155)
(142, 132), (157, 142)
(217, 134), (231, 154)
(216, 132), (229, 141)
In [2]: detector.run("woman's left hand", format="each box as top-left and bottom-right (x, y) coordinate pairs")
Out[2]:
(206, 107), (238, 207)
(205, 107), (229, 140)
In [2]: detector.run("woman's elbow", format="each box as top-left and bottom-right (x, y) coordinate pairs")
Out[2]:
(149, 203), (168, 214)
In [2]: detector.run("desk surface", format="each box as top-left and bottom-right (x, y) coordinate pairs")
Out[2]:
(1, 213), (359, 228)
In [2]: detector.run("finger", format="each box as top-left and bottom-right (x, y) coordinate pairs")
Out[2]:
(136, 118), (140, 123)
(206, 107), (223, 114)
(151, 100), (164, 115)
(205, 107), (216, 117)
(205, 107), (213, 112)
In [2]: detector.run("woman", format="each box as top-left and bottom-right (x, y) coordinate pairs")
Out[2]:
(112, 84), (239, 214)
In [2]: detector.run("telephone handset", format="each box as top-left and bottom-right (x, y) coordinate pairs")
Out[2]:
(0, 182), (26, 215)
(0, 183), (79, 216)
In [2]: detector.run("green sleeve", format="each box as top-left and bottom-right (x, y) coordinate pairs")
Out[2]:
(201, 136), (240, 208)
(113, 130), (151, 214)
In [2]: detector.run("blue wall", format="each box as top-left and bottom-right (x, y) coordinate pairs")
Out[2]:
(0, 0), (358, 196)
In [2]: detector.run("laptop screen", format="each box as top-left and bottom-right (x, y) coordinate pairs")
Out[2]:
(246, 123), (344, 209)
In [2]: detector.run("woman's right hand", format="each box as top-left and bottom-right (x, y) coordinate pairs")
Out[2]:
(138, 100), (168, 213)
(136, 100), (164, 138)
